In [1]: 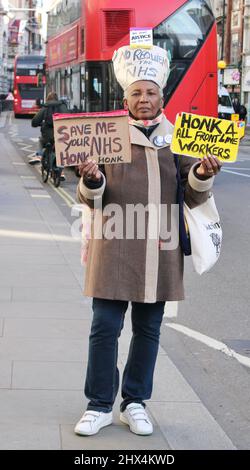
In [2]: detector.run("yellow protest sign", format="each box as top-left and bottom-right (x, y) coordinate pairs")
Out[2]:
(170, 112), (239, 162)
(53, 110), (131, 167)
(236, 120), (245, 139)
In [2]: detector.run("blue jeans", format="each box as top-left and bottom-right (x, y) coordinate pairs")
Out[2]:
(84, 298), (165, 413)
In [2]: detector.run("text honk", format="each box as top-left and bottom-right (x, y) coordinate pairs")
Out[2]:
(170, 112), (240, 162)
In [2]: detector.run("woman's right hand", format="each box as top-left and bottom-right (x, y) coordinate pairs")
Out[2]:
(78, 158), (102, 182)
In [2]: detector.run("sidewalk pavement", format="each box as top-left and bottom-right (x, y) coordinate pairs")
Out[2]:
(0, 129), (236, 450)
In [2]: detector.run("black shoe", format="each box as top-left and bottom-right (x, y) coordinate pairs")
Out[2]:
(60, 174), (66, 181)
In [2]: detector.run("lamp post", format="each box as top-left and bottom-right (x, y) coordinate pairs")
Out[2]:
(220, 0), (226, 60)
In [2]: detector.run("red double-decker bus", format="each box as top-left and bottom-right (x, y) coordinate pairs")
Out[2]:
(46, 0), (217, 123)
(13, 55), (46, 118)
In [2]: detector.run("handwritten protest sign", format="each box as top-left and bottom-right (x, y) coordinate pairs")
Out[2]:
(53, 110), (131, 167)
(170, 112), (239, 162)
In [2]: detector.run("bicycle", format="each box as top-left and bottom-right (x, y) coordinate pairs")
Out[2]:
(41, 142), (63, 188)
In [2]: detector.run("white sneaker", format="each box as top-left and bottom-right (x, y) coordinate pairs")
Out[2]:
(120, 403), (153, 435)
(74, 410), (113, 436)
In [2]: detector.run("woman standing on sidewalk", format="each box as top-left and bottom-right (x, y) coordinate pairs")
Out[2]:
(75, 44), (222, 436)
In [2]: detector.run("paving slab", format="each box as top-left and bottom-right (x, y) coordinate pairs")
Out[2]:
(0, 301), (91, 319)
(0, 390), (84, 424)
(0, 288), (11, 302)
(3, 318), (91, 339)
(0, 265), (81, 288)
(149, 402), (235, 450)
(12, 286), (83, 302)
(0, 360), (12, 388)
(0, 245), (69, 265)
(12, 361), (86, 390)
(0, 337), (86, 362)
(0, 318), (4, 336)
(0, 423), (61, 450)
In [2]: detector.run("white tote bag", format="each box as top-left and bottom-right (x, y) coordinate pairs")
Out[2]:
(184, 193), (222, 275)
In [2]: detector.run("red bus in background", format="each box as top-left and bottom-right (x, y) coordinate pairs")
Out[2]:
(13, 55), (46, 118)
(46, 0), (217, 123)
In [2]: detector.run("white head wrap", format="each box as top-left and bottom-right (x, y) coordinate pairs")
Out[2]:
(112, 45), (170, 91)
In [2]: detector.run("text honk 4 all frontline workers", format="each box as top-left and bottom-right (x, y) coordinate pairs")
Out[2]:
(171, 112), (240, 162)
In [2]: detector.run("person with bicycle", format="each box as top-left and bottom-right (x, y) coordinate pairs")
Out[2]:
(30, 92), (68, 181)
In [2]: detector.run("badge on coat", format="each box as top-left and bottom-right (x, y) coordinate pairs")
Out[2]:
(153, 134), (172, 147)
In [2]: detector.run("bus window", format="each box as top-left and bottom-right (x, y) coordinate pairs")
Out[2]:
(85, 65), (103, 112)
(18, 84), (44, 100)
(153, 0), (214, 105)
(107, 62), (123, 111)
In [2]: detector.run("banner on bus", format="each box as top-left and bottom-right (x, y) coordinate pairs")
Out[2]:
(170, 112), (240, 162)
(53, 110), (131, 167)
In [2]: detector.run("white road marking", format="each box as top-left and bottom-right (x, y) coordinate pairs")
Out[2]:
(57, 186), (76, 205)
(30, 137), (39, 142)
(30, 194), (51, 198)
(20, 145), (34, 152)
(224, 167), (250, 170)
(222, 169), (250, 178)
(0, 228), (79, 243)
(20, 176), (36, 179)
(47, 182), (75, 208)
(166, 322), (250, 368)
(31, 161), (76, 208)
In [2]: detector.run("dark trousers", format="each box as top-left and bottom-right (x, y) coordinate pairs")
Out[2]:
(85, 298), (165, 413)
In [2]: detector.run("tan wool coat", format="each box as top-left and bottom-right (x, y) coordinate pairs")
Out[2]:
(77, 116), (214, 303)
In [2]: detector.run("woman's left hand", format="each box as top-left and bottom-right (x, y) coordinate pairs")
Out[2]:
(196, 154), (222, 178)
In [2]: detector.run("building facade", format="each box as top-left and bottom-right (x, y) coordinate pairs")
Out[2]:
(0, 1), (9, 95)
(0, 0), (43, 90)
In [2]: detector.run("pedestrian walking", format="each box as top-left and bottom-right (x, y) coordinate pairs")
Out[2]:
(74, 44), (222, 437)
(239, 103), (247, 121)
(4, 90), (14, 111)
(232, 97), (241, 115)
